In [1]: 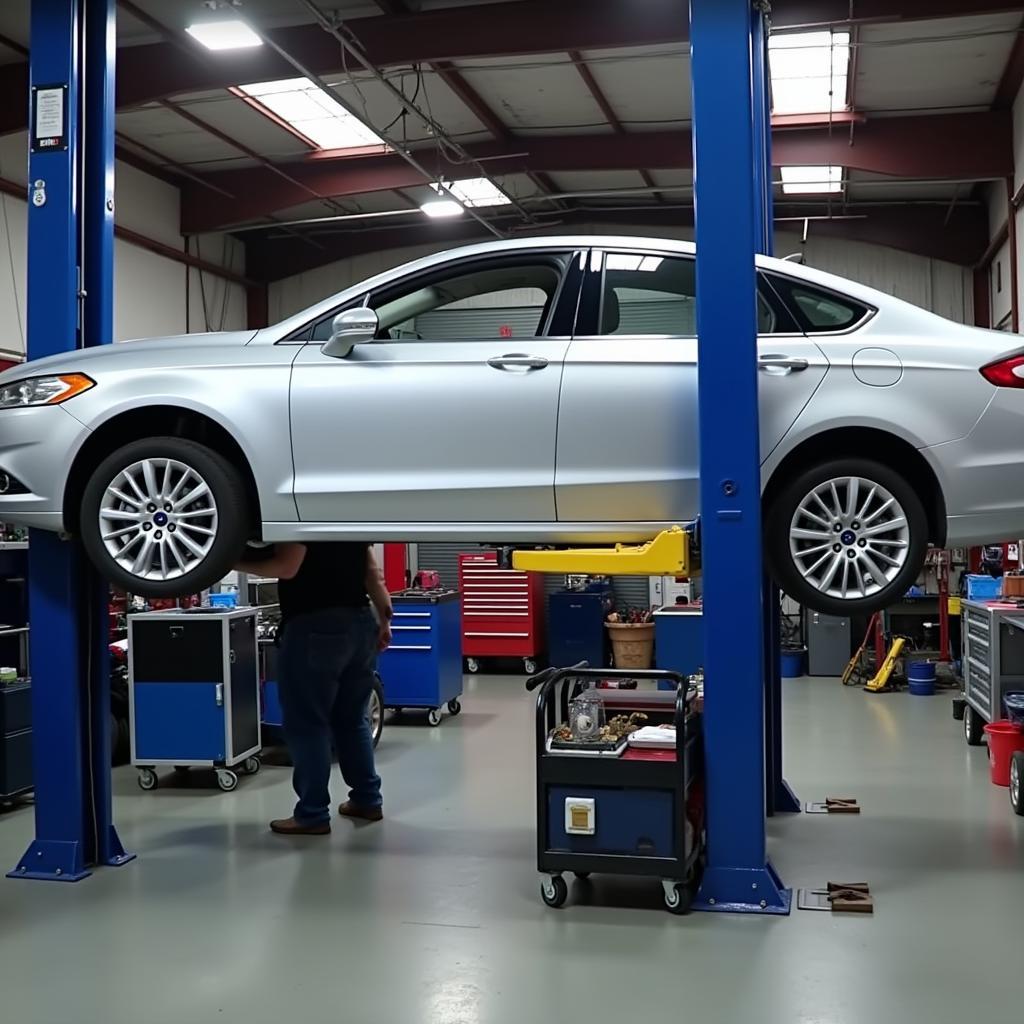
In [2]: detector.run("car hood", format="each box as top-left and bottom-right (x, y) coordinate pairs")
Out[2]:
(0, 330), (259, 384)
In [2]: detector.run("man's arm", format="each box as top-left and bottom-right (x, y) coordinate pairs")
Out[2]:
(365, 547), (394, 651)
(236, 543), (307, 581)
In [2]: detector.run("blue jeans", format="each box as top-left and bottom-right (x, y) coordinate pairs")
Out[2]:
(277, 607), (382, 825)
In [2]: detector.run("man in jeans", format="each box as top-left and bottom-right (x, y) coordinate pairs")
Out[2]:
(237, 542), (393, 834)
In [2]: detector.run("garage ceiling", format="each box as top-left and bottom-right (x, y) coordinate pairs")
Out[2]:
(0, 0), (1021, 275)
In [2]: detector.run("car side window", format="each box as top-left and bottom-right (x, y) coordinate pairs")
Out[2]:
(597, 253), (698, 336)
(590, 253), (794, 336)
(308, 255), (575, 343)
(765, 274), (872, 333)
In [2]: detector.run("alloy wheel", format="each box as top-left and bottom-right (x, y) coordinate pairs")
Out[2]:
(789, 475), (911, 602)
(98, 458), (219, 582)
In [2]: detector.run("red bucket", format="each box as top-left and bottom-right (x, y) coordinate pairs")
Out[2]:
(983, 720), (1024, 787)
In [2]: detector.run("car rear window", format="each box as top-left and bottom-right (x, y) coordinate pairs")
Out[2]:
(765, 274), (872, 333)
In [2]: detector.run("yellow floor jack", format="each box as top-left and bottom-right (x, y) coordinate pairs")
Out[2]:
(864, 636), (906, 693)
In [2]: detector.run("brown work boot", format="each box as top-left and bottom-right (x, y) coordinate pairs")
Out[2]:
(338, 801), (383, 823)
(270, 817), (331, 835)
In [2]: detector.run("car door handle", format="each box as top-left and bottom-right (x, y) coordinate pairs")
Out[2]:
(487, 354), (549, 371)
(759, 354), (809, 373)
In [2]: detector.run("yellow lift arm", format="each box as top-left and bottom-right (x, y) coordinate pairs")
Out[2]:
(511, 526), (696, 577)
(864, 637), (905, 693)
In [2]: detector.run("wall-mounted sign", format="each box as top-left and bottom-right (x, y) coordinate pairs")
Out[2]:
(31, 84), (68, 153)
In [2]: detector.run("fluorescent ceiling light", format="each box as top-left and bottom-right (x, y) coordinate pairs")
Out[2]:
(769, 30), (850, 115)
(780, 165), (843, 194)
(186, 20), (263, 51)
(237, 77), (385, 151)
(420, 199), (464, 219)
(440, 178), (512, 208)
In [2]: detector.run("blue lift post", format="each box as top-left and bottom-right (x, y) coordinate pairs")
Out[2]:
(8, 0), (132, 882)
(750, 6), (801, 818)
(690, 0), (790, 913)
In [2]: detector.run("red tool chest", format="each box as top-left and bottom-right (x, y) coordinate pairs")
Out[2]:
(458, 552), (546, 673)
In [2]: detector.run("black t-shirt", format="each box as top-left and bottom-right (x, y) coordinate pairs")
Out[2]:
(274, 543), (370, 624)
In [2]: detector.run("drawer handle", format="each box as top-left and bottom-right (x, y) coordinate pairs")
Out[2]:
(392, 625), (431, 631)
(387, 644), (433, 651)
(393, 612), (431, 619)
(465, 631), (530, 638)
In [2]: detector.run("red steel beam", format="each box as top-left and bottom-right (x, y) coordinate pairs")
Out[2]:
(569, 49), (660, 194)
(183, 112), (1013, 232)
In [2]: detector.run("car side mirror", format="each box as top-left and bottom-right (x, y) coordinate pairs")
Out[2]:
(321, 307), (378, 358)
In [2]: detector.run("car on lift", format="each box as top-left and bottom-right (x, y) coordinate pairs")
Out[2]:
(0, 235), (1017, 615)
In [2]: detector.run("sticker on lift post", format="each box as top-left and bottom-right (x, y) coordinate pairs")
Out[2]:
(565, 797), (596, 836)
(31, 84), (68, 153)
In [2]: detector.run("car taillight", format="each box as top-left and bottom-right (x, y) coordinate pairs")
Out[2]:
(981, 354), (1024, 388)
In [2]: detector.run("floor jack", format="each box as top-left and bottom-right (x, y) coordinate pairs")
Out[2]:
(864, 636), (906, 693)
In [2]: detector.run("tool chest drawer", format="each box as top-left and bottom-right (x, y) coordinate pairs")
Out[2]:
(459, 552), (545, 661)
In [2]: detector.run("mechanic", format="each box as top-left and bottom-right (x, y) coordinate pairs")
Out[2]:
(236, 542), (393, 834)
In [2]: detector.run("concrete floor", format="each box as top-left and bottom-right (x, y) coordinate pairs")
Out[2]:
(0, 675), (1022, 1023)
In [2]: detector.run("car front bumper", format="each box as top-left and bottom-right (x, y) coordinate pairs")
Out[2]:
(0, 405), (89, 532)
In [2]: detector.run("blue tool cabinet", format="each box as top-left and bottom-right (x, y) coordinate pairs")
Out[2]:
(377, 589), (462, 726)
(129, 608), (262, 792)
(548, 583), (614, 669)
(655, 607), (704, 683)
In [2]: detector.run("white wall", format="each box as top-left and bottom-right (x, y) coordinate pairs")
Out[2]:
(0, 132), (247, 356)
(268, 220), (974, 325)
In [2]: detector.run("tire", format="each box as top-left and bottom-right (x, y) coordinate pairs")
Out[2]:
(368, 677), (384, 748)
(541, 875), (568, 908)
(243, 756), (261, 776)
(427, 707), (443, 727)
(137, 769), (158, 791)
(765, 457), (929, 617)
(447, 698), (462, 716)
(217, 769), (239, 792)
(80, 437), (250, 599)
(964, 704), (984, 746)
(1010, 752), (1024, 816)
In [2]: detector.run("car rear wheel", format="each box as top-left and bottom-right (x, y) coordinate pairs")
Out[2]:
(765, 457), (929, 616)
(80, 437), (250, 598)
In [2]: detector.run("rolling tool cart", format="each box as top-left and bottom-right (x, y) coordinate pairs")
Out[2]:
(527, 666), (703, 914)
(460, 552), (545, 674)
(960, 600), (1024, 746)
(378, 588), (462, 726)
(129, 608), (262, 792)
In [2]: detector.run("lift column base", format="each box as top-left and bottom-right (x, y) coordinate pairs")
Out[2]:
(694, 861), (792, 915)
(8, 828), (135, 883)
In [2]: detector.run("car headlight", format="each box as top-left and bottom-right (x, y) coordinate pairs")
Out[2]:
(0, 374), (95, 408)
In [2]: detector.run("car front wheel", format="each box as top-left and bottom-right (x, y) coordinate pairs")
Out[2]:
(765, 457), (928, 616)
(80, 437), (250, 598)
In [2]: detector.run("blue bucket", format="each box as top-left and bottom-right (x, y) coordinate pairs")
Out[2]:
(908, 661), (936, 696)
(781, 647), (806, 678)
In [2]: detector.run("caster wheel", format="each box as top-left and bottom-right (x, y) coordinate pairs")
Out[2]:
(216, 770), (239, 792)
(523, 658), (538, 675)
(964, 704), (984, 746)
(573, 871), (591, 881)
(137, 769), (158, 792)
(541, 875), (568, 908)
(427, 708), (443, 727)
(1011, 752), (1024, 817)
(664, 882), (692, 916)
(447, 699), (462, 716)
(952, 697), (966, 721)
(466, 658), (480, 674)
(243, 756), (261, 776)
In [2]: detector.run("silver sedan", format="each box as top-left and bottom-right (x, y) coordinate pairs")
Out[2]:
(0, 235), (1017, 614)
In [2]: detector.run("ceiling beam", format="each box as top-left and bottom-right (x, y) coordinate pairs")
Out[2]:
(183, 111), (1013, 232)
(5, 0), (1019, 137)
(245, 202), (988, 282)
(994, 14), (1024, 110)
